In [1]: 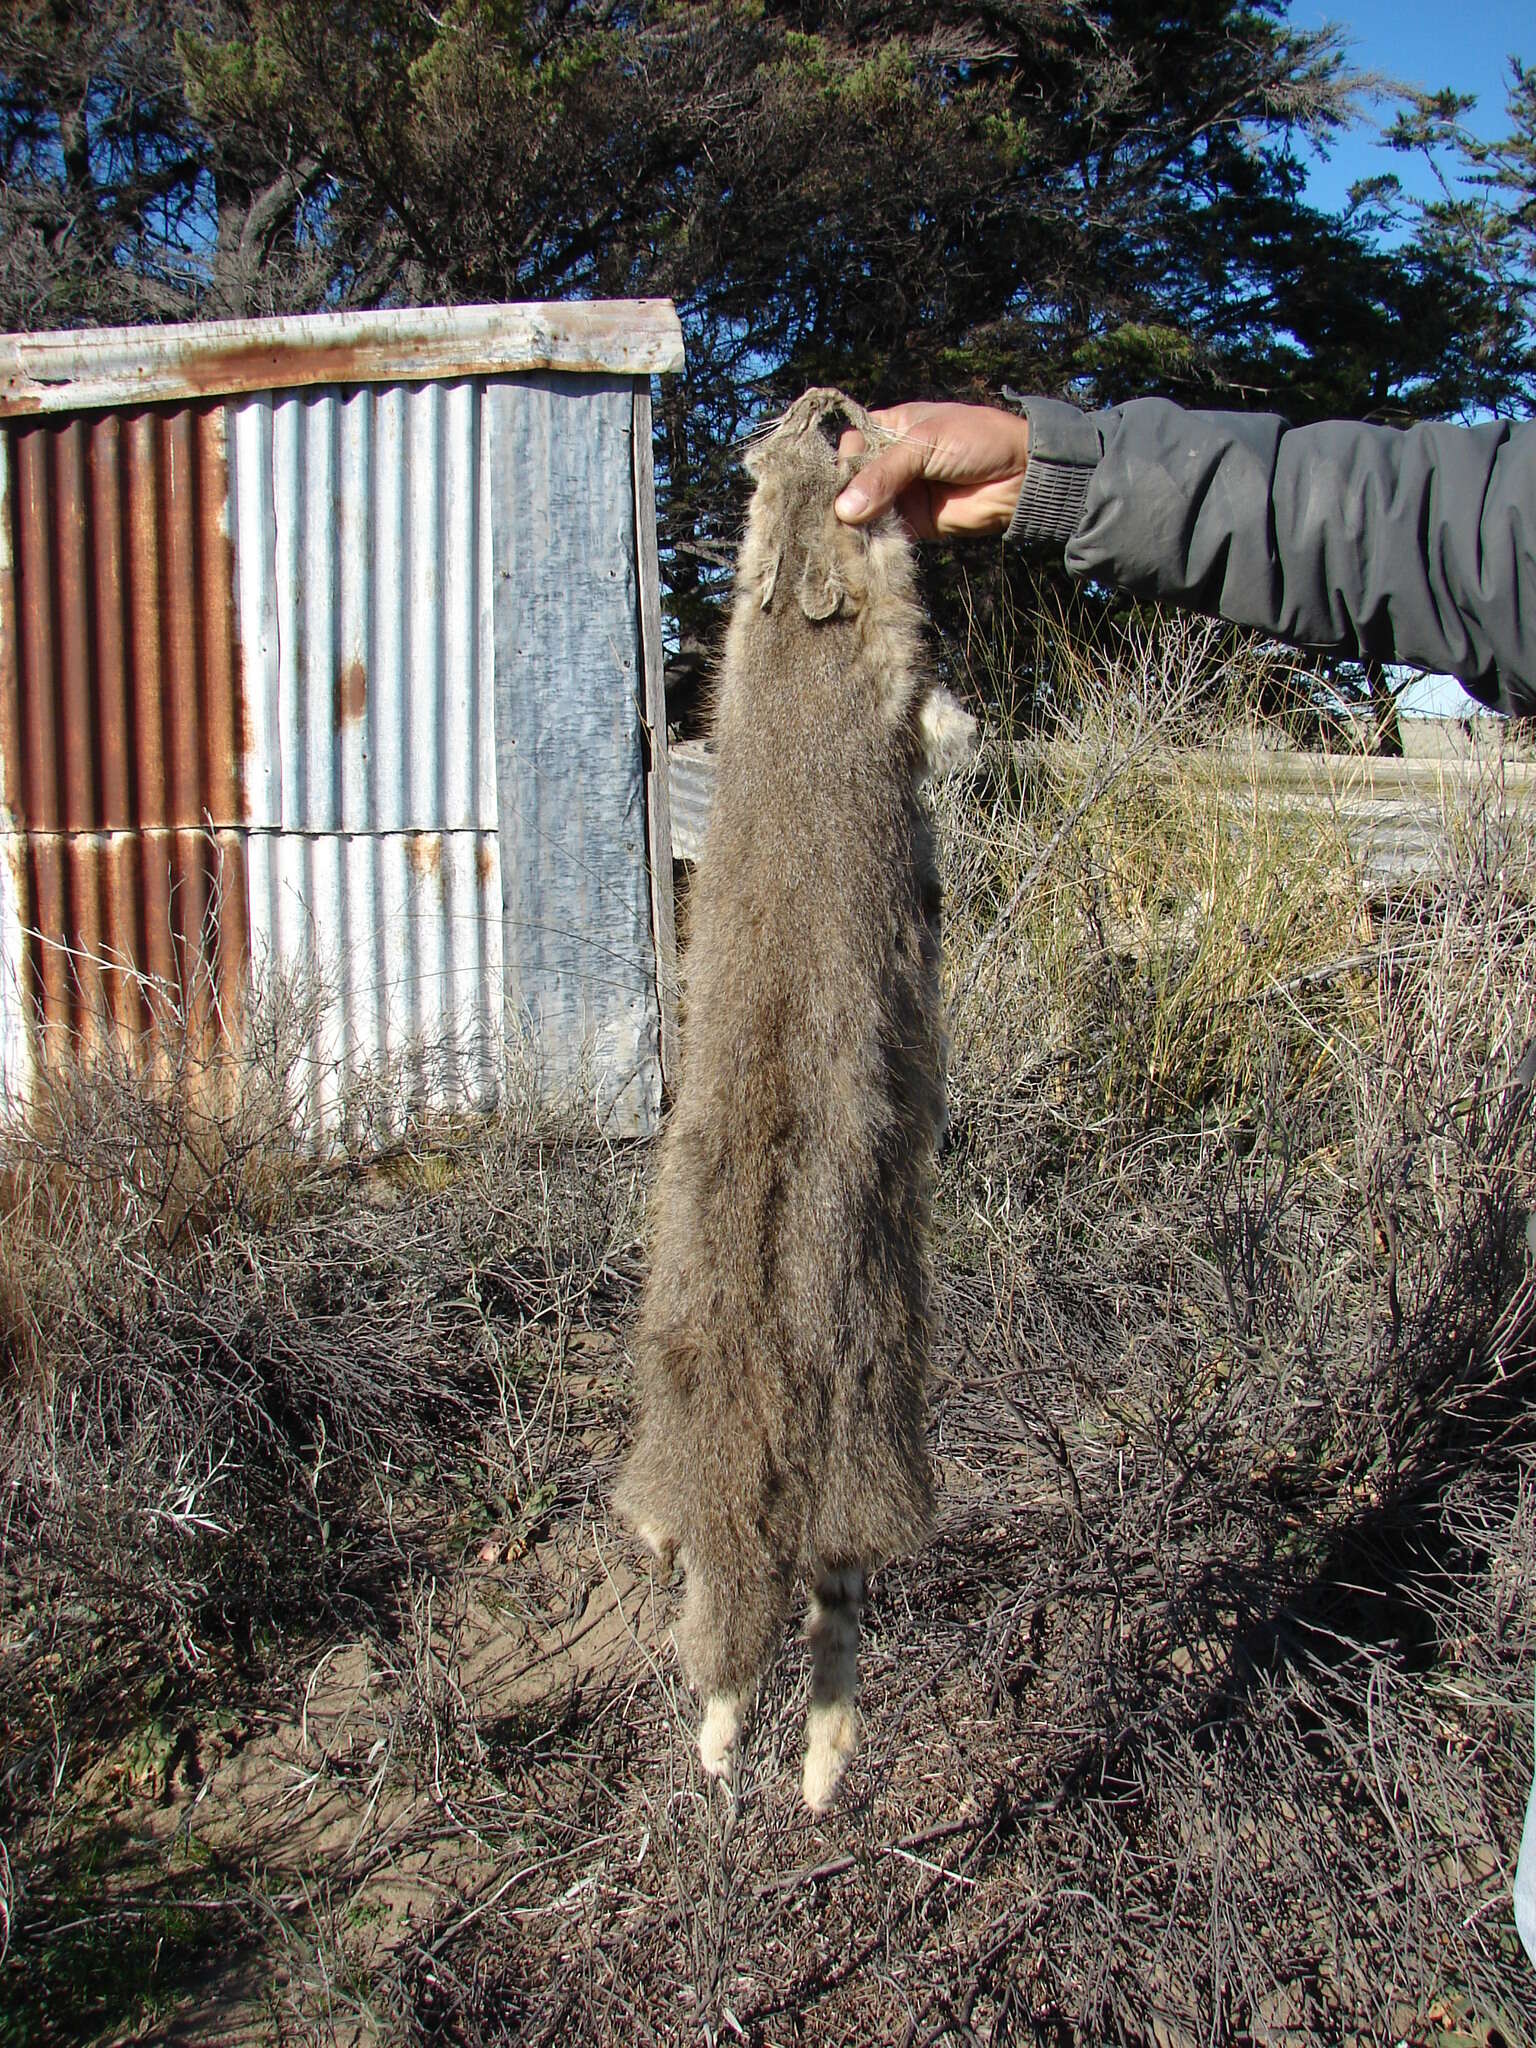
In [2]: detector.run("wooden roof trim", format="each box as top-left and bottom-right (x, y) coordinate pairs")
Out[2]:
(0, 300), (685, 416)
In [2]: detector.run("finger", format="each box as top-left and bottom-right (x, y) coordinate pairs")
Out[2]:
(837, 405), (926, 475)
(864, 405), (922, 434)
(834, 438), (931, 525)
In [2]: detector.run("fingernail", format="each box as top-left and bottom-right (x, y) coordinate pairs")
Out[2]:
(834, 484), (868, 521)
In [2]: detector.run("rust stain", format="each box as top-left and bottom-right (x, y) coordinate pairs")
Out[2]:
(192, 405), (245, 823)
(54, 418), (96, 828)
(0, 431), (18, 819)
(333, 657), (368, 731)
(89, 412), (130, 827)
(1, 340), (400, 417)
(407, 832), (443, 879)
(125, 410), (166, 828)
(162, 408), (203, 828)
(1, 342), (373, 413)
(14, 427), (59, 831)
(475, 841), (494, 884)
(174, 340), (379, 403)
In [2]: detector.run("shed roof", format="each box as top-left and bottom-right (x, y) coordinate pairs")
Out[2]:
(0, 299), (685, 417)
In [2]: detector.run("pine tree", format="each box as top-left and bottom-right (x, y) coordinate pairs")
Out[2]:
(2, 2), (1530, 660)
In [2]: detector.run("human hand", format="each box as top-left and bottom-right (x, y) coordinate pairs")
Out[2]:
(834, 402), (1031, 539)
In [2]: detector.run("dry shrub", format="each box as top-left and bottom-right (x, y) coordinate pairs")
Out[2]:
(0, 968), (645, 2041)
(904, 628), (1536, 2045)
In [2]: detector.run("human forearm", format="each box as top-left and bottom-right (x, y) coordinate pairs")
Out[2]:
(837, 391), (1536, 713)
(1059, 398), (1536, 714)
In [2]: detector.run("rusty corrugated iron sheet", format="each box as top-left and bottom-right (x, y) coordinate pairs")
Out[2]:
(0, 405), (242, 831)
(0, 405), (249, 1090)
(2, 827), (247, 1053)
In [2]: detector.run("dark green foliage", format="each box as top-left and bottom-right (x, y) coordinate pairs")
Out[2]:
(1381, 63), (1536, 387)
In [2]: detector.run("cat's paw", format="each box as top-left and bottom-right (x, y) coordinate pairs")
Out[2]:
(918, 689), (980, 783)
(699, 1694), (743, 1780)
(633, 1519), (677, 1576)
(802, 1699), (859, 1813)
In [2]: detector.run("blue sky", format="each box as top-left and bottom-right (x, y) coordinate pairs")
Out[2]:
(1294, 0), (1530, 217)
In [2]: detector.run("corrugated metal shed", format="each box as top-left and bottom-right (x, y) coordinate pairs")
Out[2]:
(0, 300), (683, 1137)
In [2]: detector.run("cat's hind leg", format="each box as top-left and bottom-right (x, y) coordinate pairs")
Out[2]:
(802, 1566), (865, 1813)
(681, 1554), (785, 1786)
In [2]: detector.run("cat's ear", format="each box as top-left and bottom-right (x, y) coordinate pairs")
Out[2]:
(798, 527), (845, 620)
(759, 545), (782, 611)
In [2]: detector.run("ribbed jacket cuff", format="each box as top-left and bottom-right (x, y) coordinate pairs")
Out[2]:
(1002, 393), (1103, 547)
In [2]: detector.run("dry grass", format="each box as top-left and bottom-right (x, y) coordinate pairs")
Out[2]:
(0, 997), (647, 2045)
(913, 625), (1536, 2044)
(4, 615), (1536, 2045)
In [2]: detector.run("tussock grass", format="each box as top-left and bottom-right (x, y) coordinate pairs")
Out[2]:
(4, 616), (1536, 2045)
(941, 613), (1380, 1122)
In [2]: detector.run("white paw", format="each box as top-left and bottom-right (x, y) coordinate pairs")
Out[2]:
(634, 1519), (677, 1574)
(698, 1695), (741, 1780)
(918, 690), (980, 783)
(802, 1701), (858, 1814)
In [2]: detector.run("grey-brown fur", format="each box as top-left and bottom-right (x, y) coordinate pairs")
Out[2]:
(616, 389), (974, 1806)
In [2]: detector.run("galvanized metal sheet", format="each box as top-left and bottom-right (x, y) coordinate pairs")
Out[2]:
(244, 828), (502, 1133)
(632, 386), (678, 1081)
(0, 431), (17, 1103)
(229, 381), (496, 834)
(668, 738), (716, 862)
(0, 301), (686, 417)
(491, 374), (660, 1136)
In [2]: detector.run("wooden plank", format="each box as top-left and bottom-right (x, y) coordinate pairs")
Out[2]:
(633, 384), (679, 1089)
(664, 731), (1529, 889)
(1047, 737), (1536, 799)
(0, 301), (686, 417)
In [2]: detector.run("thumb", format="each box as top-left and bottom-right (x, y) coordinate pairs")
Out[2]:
(834, 439), (928, 525)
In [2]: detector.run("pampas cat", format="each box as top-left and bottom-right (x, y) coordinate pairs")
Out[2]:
(617, 389), (975, 1811)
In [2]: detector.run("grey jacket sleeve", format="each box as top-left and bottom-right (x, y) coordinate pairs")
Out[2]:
(1006, 394), (1536, 716)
